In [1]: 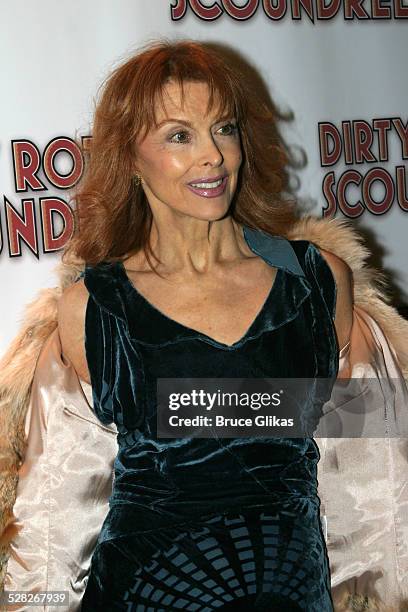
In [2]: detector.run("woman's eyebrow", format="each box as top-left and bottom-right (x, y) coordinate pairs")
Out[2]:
(156, 115), (234, 129)
(157, 118), (193, 128)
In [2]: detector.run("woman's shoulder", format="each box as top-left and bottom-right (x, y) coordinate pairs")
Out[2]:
(57, 278), (91, 384)
(58, 277), (89, 326)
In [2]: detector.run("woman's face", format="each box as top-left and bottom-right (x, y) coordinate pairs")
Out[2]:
(133, 80), (242, 222)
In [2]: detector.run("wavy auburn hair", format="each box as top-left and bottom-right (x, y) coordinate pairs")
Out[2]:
(63, 38), (299, 267)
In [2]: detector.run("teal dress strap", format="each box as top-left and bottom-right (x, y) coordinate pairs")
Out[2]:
(242, 226), (337, 324)
(82, 263), (118, 426)
(304, 242), (337, 322)
(289, 239), (339, 367)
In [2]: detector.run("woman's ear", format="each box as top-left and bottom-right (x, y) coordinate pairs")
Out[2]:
(131, 159), (142, 184)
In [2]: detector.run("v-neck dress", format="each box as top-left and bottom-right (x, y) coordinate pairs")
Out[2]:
(80, 226), (339, 611)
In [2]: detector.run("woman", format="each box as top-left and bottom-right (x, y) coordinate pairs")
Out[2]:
(2, 39), (407, 611)
(56, 39), (352, 610)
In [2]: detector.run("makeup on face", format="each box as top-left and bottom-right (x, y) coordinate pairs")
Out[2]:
(133, 81), (242, 220)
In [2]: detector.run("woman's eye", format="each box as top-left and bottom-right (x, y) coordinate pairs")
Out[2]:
(169, 131), (190, 144)
(218, 122), (238, 136)
(168, 123), (238, 144)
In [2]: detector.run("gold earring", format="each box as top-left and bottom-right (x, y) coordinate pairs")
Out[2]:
(133, 173), (142, 186)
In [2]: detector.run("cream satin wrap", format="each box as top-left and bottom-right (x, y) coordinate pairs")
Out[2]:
(3, 329), (117, 612)
(316, 305), (408, 609)
(3, 305), (408, 611)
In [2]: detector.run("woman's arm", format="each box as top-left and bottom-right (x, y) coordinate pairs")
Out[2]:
(57, 279), (91, 385)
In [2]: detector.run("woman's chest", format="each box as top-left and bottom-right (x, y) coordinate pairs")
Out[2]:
(125, 265), (279, 348)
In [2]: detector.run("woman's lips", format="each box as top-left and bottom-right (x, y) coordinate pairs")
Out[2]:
(186, 176), (228, 198)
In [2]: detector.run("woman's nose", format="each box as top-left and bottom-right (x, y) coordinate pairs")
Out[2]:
(198, 136), (223, 166)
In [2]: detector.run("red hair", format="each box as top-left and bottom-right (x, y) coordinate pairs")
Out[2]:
(64, 38), (299, 267)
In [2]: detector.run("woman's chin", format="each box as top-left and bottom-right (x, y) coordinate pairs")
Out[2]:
(174, 201), (232, 222)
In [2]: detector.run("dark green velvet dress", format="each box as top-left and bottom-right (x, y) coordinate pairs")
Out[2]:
(80, 226), (338, 611)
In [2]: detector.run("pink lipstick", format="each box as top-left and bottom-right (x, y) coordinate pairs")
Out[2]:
(186, 176), (228, 198)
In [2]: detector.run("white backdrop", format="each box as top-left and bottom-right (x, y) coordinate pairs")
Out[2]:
(1, 0), (407, 357)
